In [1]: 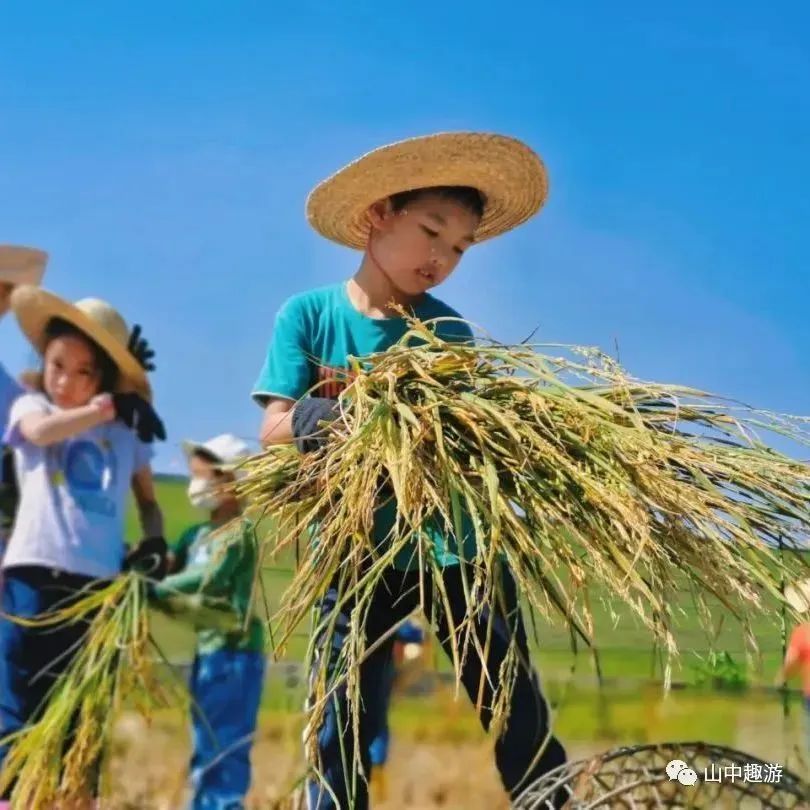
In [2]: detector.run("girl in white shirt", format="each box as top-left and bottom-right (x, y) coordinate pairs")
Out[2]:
(0, 286), (166, 810)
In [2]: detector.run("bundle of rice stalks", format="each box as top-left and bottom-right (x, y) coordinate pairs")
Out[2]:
(0, 573), (180, 809)
(237, 317), (810, 771)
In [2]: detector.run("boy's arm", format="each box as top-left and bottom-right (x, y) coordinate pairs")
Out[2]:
(253, 296), (313, 447)
(261, 396), (341, 454)
(153, 564), (207, 599)
(260, 398), (295, 447)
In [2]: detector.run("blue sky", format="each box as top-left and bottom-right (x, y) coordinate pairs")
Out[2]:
(1, 1), (808, 472)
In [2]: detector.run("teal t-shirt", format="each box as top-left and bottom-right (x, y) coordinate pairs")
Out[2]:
(252, 281), (476, 570)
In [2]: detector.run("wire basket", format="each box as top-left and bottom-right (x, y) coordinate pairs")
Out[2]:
(512, 742), (810, 809)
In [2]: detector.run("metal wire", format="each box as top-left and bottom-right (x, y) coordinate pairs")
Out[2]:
(512, 742), (810, 809)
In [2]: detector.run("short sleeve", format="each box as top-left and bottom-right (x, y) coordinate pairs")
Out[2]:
(2, 393), (50, 447)
(251, 296), (313, 407)
(133, 438), (154, 473)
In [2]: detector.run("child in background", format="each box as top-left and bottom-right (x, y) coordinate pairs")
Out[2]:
(0, 246), (48, 550)
(151, 433), (266, 810)
(254, 132), (567, 809)
(368, 618), (425, 802)
(0, 286), (167, 810)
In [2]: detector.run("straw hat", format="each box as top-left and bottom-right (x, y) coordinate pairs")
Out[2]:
(0, 245), (48, 286)
(785, 579), (810, 614)
(0, 245), (48, 315)
(306, 132), (548, 249)
(10, 285), (150, 399)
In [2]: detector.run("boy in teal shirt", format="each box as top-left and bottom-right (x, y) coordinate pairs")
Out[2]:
(152, 433), (265, 810)
(253, 133), (567, 809)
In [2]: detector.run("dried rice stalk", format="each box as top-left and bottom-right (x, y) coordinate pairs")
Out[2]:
(238, 317), (810, 785)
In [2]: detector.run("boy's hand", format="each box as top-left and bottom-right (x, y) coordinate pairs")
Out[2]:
(124, 536), (169, 580)
(127, 324), (156, 372)
(292, 397), (341, 454)
(112, 393), (167, 443)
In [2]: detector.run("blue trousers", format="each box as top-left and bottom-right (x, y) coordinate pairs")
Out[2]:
(188, 649), (266, 810)
(306, 565), (567, 810)
(367, 657), (395, 768)
(0, 566), (105, 800)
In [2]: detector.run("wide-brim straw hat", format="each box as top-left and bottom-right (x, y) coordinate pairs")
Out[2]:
(785, 579), (810, 614)
(306, 132), (548, 249)
(0, 245), (48, 315)
(10, 285), (151, 400)
(0, 246), (48, 286)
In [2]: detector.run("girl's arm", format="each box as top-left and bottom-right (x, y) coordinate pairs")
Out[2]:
(260, 397), (295, 447)
(18, 394), (115, 447)
(131, 465), (164, 538)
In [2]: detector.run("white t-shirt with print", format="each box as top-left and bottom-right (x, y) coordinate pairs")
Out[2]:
(2, 393), (154, 579)
(0, 362), (22, 432)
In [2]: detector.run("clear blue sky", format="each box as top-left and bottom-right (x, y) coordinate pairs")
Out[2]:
(1, 1), (808, 472)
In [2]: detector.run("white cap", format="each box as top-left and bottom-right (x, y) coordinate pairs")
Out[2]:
(181, 433), (252, 467)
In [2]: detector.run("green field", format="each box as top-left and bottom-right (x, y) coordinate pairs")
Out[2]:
(128, 477), (796, 686)
(123, 477), (810, 780)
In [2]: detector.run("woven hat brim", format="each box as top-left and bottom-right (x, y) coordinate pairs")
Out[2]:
(0, 246), (48, 287)
(10, 286), (151, 400)
(306, 132), (548, 250)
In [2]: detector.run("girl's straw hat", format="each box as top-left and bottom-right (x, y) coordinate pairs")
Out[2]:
(10, 285), (151, 399)
(306, 132), (548, 249)
(0, 246), (48, 314)
(785, 579), (810, 614)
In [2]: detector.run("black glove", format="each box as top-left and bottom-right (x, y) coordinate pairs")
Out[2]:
(292, 397), (340, 454)
(127, 324), (156, 372)
(112, 393), (167, 443)
(124, 536), (169, 580)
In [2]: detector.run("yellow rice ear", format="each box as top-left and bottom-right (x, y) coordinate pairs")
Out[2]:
(235, 314), (810, 780)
